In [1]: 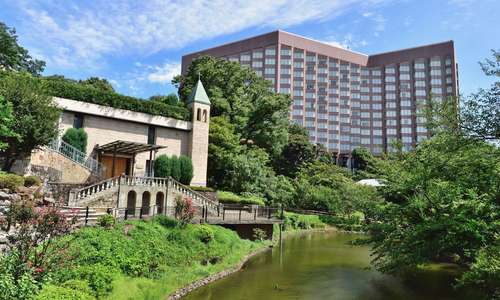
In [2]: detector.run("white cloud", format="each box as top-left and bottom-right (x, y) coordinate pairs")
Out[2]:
(321, 33), (367, 50)
(147, 62), (181, 84)
(14, 0), (389, 69)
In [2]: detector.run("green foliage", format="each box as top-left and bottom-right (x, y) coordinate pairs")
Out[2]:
(42, 218), (258, 299)
(97, 214), (115, 228)
(196, 225), (215, 244)
(188, 186), (215, 192)
(170, 155), (181, 182)
(179, 155), (194, 185)
(174, 195), (195, 226)
(0, 72), (60, 171)
(0, 172), (24, 191)
(42, 76), (189, 120)
(0, 252), (39, 300)
(62, 128), (88, 153)
(282, 212), (326, 231)
(149, 93), (179, 106)
(154, 154), (172, 178)
(79, 77), (114, 92)
(217, 191), (265, 206)
(0, 95), (17, 151)
(35, 284), (94, 300)
(23, 175), (41, 187)
(0, 22), (45, 75)
(252, 228), (267, 241)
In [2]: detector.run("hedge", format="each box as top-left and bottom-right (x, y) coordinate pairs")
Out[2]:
(0, 172), (25, 191)
(217, 191), (266, 206)
(43, 79), (190, 120)
(62, 128), (87, 153)
(154, 154), (193, 185)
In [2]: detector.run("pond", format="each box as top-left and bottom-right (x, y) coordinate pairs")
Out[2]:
(184, 231), (478, 300)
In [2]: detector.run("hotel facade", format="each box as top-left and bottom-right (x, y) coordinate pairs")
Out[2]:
(182, 30), (458, 163)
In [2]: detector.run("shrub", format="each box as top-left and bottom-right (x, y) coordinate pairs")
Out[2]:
(179, 155), (193, 185)
(97, 214), (115, 228)
(189, 186), (215, 192)
(24, 175), (41, 187)
(62, 128), (87, 153)
(154, 155), (171, 178)
(252, 228), (267, 241)
(0, 172), (24, 191)
(170, 155), (181, 181)
(196, 225), (215, 244)
(174, 195), (195, 226)
(61, 279), (93, 295)
(0, 252), (39, 300)
(43, 78), (190, 120)
(69, 264), (116, 298)
(35, 284), (93, 300)
(217, 191), (265, 206)
(154, 215), (179, 228)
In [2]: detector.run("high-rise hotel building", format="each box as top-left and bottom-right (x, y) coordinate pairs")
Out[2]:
(182, 30), (458, 162)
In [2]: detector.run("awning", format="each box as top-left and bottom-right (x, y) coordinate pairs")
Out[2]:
(97, 140), (165, 155)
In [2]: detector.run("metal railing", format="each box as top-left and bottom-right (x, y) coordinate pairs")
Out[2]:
(47, 138), (105, 175)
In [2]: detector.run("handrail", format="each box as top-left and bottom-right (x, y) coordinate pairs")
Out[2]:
(72, 175), (121, 201)
(47, 138), (105, 176)
(166, 177), (220, 213)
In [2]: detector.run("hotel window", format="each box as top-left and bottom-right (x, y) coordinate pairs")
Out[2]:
(351, 93), (360, 100)
(415, 71), (426, 78)
(280, 77), (291, 84)
(279, 88), (290, 94)
(446, 67), (452, 75)
(386, 128), (397, 135)
(431, 78), (442, 85)
(361, 68), (369, 76)
(305, 111), (316, 118)
(293, 61), (304, 68)
(306, 92), (316, 99)
(431, 87), (442, 94)
(292, 109), (303, 116)
(306, 74), (316, 81)
(373, 103), (382, 110)
(318, 76), (327, 83)
(386, 102), (396, 109)
(446, 77), (452, 84)
(401, 109), (412, 116)
(373, 112), (382, 118)
(400, 74), (410, 80)
(147, 125), (156, 145)
(361, 138), (370, 145)
(361, 103), (370, 109)
(372, 69), (382, 76)
(340, 90), (350, 97)
(293, 51), (304, 59)
(361, 129), (370, 135)
(361, 120), (370, 127)
(328, 70), (338, 77)
(417, 126), (427, 133)
(264, 58), (275, 65)
(414, 62), (425, 69)
(400, 91), (411, 98)
(401, 118), (412, 125)
(373, 129), (382, 136)
(360, 95), (370, 101)
(385, 76), (395, 83)
(265, 47), (276, 56)
(281, 59), (292, 65)
(361, 112), (370, 118)
(373, 138), (383, 145)
(385, 67), (396, 74)
(373, 95), (382, 101)
(318, 67), (327, 74)
(252, 61), (263, 68)
(386, 119), (397, 126)
(386, 93), (396, 100)
(373, 121), (382, 127)
(228, 57), (239, 62)
(415, 80), (426, 87)
(281, 68), (291, 75)
(372, 87), (382, 93)
(254, 70), (262, 76)
(416, 90), (426, 97)
(293, 71), (303, 77)
(73, 113), (84, 129)
(281, 48), (291, 56)
(386, 110), (397, 117)
(240, 53), (251, 61)
(293, 99), (303, 106)
(294, 81), (304, 87)
(351, 128), (360, 134)
(402, 136), (412, 143)
(264, 68), (275, 75)
(445, 58), (452, 66)
(430, 59), (441, 67)
(399, 65), (410, 72)
(252, 51), (263, 58)
(306, 55), (316, 62)
(340, 64), (349, 71)
(401, 100), (411, 107)
(431, 69), (441, 76)
(293, 90), (304, 96)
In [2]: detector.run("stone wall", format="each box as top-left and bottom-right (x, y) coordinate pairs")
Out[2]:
(29, 149), (92, 183)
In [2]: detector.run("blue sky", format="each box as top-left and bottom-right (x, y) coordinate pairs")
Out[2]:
(0, 0), (498, 98)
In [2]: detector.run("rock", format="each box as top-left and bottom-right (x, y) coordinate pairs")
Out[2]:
(0, 191), (10, 200)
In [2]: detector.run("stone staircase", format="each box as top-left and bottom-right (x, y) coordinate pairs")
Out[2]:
(59, 206), (109, 226)
(46, 138), (105, 177)
(68, 175), (220, 215)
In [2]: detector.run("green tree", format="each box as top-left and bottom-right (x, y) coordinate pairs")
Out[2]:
(179, 155), (193, 185)
(0, 22), (45, 75)
(460, 49), (500, 140)
(62, 128), (87, 153)
(149, 93), (179, 106)
(79, 77), (115, 92)
(0, 72), (60, 171)
(154, 155), (171, 178)
(0, 95), (17, 151)
(170, 155), (181, 182)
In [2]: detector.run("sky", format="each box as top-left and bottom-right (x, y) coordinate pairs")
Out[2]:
(0, 0), (498, 99)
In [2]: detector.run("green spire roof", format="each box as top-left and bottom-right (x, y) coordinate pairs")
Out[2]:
(187, 79), (211, 105)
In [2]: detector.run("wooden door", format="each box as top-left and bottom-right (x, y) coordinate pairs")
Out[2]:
(101, 156), (128, 178)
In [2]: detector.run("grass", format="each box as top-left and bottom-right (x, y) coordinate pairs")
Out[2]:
(39, 216), (267, 299)
(281, 211), (328, 231)
(217, 191), (266, 206)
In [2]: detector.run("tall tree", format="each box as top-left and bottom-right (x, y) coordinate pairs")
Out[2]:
(149, 93), (179, 106)
(79, 77), (115, 92)
(0, 22), (45, 75)
(460, 50), (500, 140)
(0, 72), (60, 171)
(0, 95), (17, 151)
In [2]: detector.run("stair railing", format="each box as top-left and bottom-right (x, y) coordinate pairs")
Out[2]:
(47, 138), (105, 176)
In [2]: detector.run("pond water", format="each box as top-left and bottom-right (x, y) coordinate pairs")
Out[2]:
(184, 231), (478, 300)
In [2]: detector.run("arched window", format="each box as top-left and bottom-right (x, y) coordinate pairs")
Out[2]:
(197, 108), (201, 121)
(142, 191), (151, 216)
(202, 109), (207, 123)
(156, 192), (164, 215)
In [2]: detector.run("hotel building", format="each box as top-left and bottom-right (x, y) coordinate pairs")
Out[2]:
(182, 30), (458, 163)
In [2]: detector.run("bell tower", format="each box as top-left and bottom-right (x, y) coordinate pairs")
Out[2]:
(187, 79), (211, 186)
